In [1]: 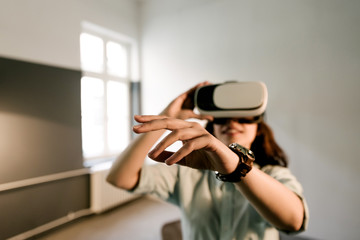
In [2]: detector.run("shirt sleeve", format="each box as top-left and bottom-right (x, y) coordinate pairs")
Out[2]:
(261, 165), (310, 234)
(128, 163), (179, 202)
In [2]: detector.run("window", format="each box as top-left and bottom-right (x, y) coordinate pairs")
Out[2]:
(80, 31), (132, 162)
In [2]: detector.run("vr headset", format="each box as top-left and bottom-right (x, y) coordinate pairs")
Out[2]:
(194, 81), (268, 118)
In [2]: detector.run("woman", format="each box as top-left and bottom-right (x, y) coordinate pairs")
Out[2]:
(107, 82), (308, 240)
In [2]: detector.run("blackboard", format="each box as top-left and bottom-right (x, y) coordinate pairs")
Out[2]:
(0, 57), (83, 183)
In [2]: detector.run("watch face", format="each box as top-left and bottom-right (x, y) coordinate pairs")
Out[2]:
(247, 149), (255, 159)
(230, 143), (255, 159)
(230, 143), (246, 152)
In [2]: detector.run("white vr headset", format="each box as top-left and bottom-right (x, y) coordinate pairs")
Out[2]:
(194, 81), (268, 118)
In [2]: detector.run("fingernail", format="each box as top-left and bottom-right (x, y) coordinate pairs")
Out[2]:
(148, 149), (155, 157)
(165, 159), (173, 166)
(133, 125), (141, 129)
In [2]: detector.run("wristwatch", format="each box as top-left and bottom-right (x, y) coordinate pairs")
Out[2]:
(215, 143), (255, 182)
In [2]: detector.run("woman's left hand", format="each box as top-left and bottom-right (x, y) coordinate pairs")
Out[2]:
(133, 115), (238, 174)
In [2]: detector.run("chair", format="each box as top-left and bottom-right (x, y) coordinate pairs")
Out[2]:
(161, 219), (182, 240)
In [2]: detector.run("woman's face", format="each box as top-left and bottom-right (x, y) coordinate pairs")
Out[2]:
(213, 118), (258, 149)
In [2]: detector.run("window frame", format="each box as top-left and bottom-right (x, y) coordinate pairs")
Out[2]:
(80, 22), (140, 166)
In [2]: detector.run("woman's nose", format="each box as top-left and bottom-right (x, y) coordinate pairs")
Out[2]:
(228, 118), (239, 126)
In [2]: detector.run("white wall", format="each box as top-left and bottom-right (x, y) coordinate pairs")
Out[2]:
(139, 0), (360, 239)
(0, 0), (139, 70)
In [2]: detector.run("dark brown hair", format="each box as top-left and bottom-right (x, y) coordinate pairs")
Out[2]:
(206, 120), (288, 168)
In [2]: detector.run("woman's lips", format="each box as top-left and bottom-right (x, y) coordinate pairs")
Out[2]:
(223, 129), (243, 136)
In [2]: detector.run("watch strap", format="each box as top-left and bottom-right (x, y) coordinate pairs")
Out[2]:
(215, 143), (255, 182)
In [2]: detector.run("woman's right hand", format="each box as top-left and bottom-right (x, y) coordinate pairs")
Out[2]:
(133, 115), (239, 174)
(161, 81), (213, 121)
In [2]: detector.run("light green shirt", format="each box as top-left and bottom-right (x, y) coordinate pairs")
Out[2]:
(131, 163), (309, 240)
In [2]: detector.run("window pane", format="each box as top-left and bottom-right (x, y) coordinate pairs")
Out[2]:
(107, 80), (130, 152)
(81, 77), (105, 157)
(108, 118), (130, 153)
(80, 33), (104, 73)
(107, 80), (129, 117)
(106, 41), (128, 78)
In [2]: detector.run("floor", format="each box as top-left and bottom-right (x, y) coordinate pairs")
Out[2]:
(34, 195), (312, 240)
(35, 196), (181, 240)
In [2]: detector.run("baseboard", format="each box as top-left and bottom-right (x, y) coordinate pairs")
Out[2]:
(7, 209), (93, 240)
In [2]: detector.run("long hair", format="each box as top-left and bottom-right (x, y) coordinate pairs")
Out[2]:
(205, 121), (288, 168)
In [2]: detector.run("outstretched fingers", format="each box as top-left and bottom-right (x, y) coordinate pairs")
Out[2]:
(133, 115), (166, 123)
(148, 127), (206, 159)
(133, 116), (195, 134)
(133, 115), (216, 169)
(162, 135), (211, 166)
